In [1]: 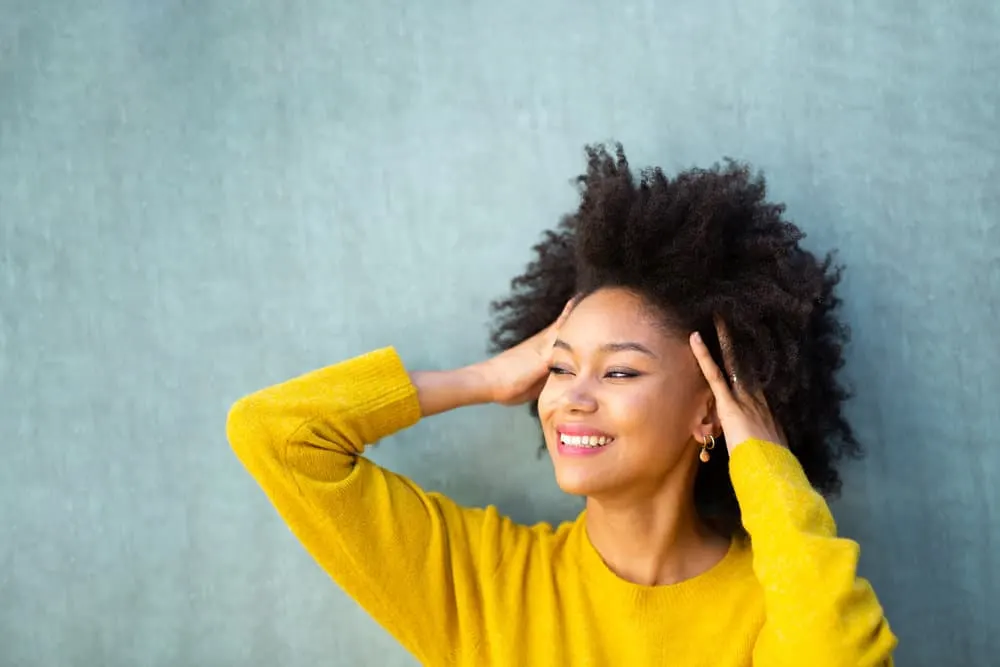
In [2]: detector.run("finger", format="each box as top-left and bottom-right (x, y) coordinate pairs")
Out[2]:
(543, 297), (576, 340)
(689, 331), (735, 405)
(553, 296), (576, 329)
(713, 315), (738, 380)
(714, 315), (752, 400)
(539, 298), (577, 356)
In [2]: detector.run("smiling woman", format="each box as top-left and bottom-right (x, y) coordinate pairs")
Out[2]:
(227, 144), (897, 666)
(540, 289), (726, 532)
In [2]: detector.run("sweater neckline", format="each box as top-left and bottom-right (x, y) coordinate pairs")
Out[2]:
(572, 511), (748, 606)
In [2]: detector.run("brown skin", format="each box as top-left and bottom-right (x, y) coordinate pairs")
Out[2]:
(539, 288), (716, 502)
(469, 286), (786, 586)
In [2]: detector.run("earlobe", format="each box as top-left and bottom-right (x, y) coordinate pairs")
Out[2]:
(690, 394), (721, 444)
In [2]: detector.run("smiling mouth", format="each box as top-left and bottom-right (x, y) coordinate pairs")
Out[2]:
(558, 432), (615, 448)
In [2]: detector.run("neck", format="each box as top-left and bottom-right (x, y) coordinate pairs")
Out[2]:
(584, 473), (730, 586)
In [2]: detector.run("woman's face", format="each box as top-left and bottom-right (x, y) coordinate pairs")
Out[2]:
(537, 287), (715, 500)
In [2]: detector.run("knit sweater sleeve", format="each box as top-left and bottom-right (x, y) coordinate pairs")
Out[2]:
(730, 439), (898, 667)
(226, 347), (504, 666)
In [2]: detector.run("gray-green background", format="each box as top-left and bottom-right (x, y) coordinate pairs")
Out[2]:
(2, 2), (997, 665)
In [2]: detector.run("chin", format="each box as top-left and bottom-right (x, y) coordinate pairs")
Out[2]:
(552, 467), (607, 498)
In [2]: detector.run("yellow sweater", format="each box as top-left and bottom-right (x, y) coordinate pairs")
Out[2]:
(227, 347), (896, 666)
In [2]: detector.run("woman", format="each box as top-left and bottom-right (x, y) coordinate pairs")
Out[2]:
(228, 145), (896, 666)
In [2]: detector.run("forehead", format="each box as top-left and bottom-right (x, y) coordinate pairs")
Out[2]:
(561, 288), (681, 350)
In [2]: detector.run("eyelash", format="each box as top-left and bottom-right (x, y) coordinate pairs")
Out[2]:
(548, 366), (641, 379)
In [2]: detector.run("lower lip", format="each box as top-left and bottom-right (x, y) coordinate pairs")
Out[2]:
(557, 441), (612, 456)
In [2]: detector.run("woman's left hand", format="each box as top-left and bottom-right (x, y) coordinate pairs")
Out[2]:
(689, 318), (787, 453)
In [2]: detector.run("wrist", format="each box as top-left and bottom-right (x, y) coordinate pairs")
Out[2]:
(463, 361), (500, 405)
(410, 364), (494, 417)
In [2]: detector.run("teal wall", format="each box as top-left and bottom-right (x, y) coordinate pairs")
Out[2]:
(2, 2), (997, 665)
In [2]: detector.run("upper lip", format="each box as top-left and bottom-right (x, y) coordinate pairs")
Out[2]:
(556, 423), (615, 439)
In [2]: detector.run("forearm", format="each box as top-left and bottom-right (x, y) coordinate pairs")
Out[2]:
(228, 348), (496, 665)
(732, 440), (896, 665)
(410, 363), (494, 417)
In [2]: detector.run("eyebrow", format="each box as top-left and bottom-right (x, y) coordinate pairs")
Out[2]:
(553, 339), (658, 359)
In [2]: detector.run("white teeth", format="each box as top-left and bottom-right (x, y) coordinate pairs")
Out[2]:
(559, 433), (613, 447)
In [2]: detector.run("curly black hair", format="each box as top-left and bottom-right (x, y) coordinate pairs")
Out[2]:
(489, 143), (862, 536)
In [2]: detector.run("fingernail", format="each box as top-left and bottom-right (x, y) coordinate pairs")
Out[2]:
(691, 332), (702, 343)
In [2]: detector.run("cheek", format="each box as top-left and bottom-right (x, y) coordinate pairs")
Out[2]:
(613, 385), (691, 450)
(536, 378), (557, 422)
(608, 393), (658, 434)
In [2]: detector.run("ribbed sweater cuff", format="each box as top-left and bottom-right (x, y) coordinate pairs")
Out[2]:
(334, 346), (422, 449)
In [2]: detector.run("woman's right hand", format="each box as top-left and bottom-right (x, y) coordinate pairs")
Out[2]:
(474, 299), (575, 406)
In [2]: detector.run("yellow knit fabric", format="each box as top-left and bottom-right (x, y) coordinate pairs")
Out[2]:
(228, 347), (896, 666)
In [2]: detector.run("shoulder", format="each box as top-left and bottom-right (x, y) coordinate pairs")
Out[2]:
(471, 504), (582, 573)
(421, 493), (564, 552)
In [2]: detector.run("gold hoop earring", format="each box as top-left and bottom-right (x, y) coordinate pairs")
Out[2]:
(699, 434), (716, 463)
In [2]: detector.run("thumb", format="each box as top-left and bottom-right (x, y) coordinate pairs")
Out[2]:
(547, 297), (576, 338)
(537, 298), (575, 355)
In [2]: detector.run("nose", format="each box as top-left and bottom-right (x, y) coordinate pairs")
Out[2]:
(558, 376), (599, 414)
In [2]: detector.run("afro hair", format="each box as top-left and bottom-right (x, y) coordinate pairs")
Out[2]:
(489, 143), (861, 535)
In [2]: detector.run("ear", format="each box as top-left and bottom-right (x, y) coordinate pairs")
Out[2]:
(690, 390), (722, 443)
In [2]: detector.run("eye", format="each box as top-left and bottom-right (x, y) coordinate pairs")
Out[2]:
(548, 365), (573, 376)
(605, 368), (641, 379)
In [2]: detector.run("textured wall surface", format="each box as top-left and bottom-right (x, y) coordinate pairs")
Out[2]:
(2, 1), (998, 665)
